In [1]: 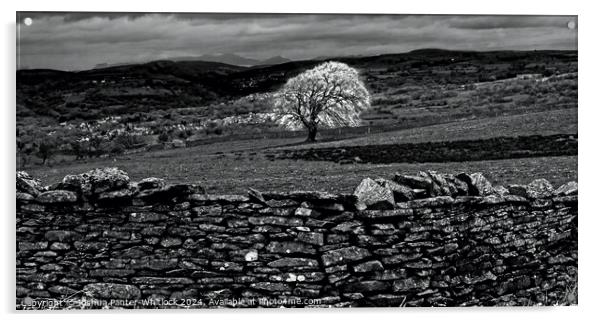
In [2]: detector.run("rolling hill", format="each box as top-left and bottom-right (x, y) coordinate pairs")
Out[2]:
(17, 49), (577, 123)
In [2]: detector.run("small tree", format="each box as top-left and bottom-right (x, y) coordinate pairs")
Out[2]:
(70, 140), (88, 160)
(35, 139), (56, 165)
(273, 61), (370, 142)
(88, 134), (104, 158)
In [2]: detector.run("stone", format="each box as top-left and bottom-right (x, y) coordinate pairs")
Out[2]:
(74, 241), (108, 252)
(554, 181), (578, 196)
(50, 242), (70, 251)
(22, 273), (57, 283)
(371, 223), (397, 235)
(98, 186), (137, 200)
(36, 190), (78, 203)
(137, 177), (165, 191)
(83, 283), (141, 300)
(294, 207), (318, 217)
(295, 288), (321, 298)
(326, 234), (349, 244)
(493, 185), (509, 196)
(266, 241), (315, 255)
(251, 282), (291, 292)
(34, 250), (57, 257)
(497, 276), (531, 295)
(265, 199), (299, 208)
(526, 179), (555, 199)
(140, 226), (165, 237)
(296, 232), (324, 246)
(20, 204), (45, 212)
(353, 260), (384, 273)
(508, 184), (528, 197)
(17, 171), (43, 196)
(130, 212), (167, 222)
(247, 188), (266, 204)
(44, 230), (82, 242)
(90, 269), (136, 277)
(353, 178), (395, 210)
(308, 201), (346, 212)
(263, 191), (342, 202)
(268, 257), (319, 268)
(244, 250), (259, 262)
(358, 209), (413, 219)
(61, 174), (90, 194)
(392, 277), (431, 292)
(103, 230), (131, 240)
(19, 241), (48, 251)
(48, 285), (77, 295)
(16, 192), (35, 202)
(372, 269), (408, 281)
(343, 280), (389, 293)
(332, 221), (363, 233)
(160, 237), (182, 248)
(343, 292), (364, 300)
(62, 167), (129, 194)
(420, 171), (452, 196)
(132, 277), (194, 284)
(189, 194), (249, 203)
(130, 257), (178, 270)
(325, 264), (347, 274)
(368, 294), (407, 306)
(322, 246), (371, 266)
(406, 196), (454, 208)
(456, 172), (493, 196)
(382, 253), (421, 265)
(448, 177), (469, 196)
(305, 218), (332, 228)
(393, 173), (433, 190)
(197, 224), (226, 232)
(248, 216), (303, 227)
(374, 178), (415, 201)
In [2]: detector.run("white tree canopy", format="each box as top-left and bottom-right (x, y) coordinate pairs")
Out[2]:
(272, 61), (371, 133)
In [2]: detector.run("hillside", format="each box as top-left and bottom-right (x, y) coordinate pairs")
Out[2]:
(17, 49), (577, 123)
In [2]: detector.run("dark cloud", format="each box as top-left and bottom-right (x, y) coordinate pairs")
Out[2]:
(446, 15), (575, 29)
(16, 13), (577, 70)
(18, 11), (150, 23)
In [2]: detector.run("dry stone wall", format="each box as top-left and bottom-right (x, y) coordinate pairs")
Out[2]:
(16, 168), (577, 308)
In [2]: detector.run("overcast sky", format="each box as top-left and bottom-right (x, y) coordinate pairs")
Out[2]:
(16, 12), (577, 71)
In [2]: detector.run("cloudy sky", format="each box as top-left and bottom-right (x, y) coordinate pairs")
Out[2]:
(16, 12), (577, 71)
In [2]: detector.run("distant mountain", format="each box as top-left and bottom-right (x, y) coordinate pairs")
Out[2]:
(311, 54), (366, 61)
(172, 54), (290, 67)
(258, 56), (291, 65)
(90, 54), (291, 70)
(171, 53), (259, 66)
(93, 62), (136, 69)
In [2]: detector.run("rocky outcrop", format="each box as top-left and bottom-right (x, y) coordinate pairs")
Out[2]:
(60, 167), (130, 195)
(526, 179), (555, 199)
(16, 171), (44, 196)
(353, 178), (395, 210)
(555, 181), (578, 196)
(16, 168), (577, 309)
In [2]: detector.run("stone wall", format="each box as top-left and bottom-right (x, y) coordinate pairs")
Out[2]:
(16, 168), (578, 308)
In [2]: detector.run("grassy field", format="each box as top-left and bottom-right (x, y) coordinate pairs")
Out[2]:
(25, 149), (577, 194)
(24, 109), (577, 194)
(272, 108), (577, 150)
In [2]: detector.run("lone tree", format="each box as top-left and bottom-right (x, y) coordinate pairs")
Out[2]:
(273, 61), (370, 142)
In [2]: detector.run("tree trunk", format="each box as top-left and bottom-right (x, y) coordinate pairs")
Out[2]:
(306, 123), (318, 142)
